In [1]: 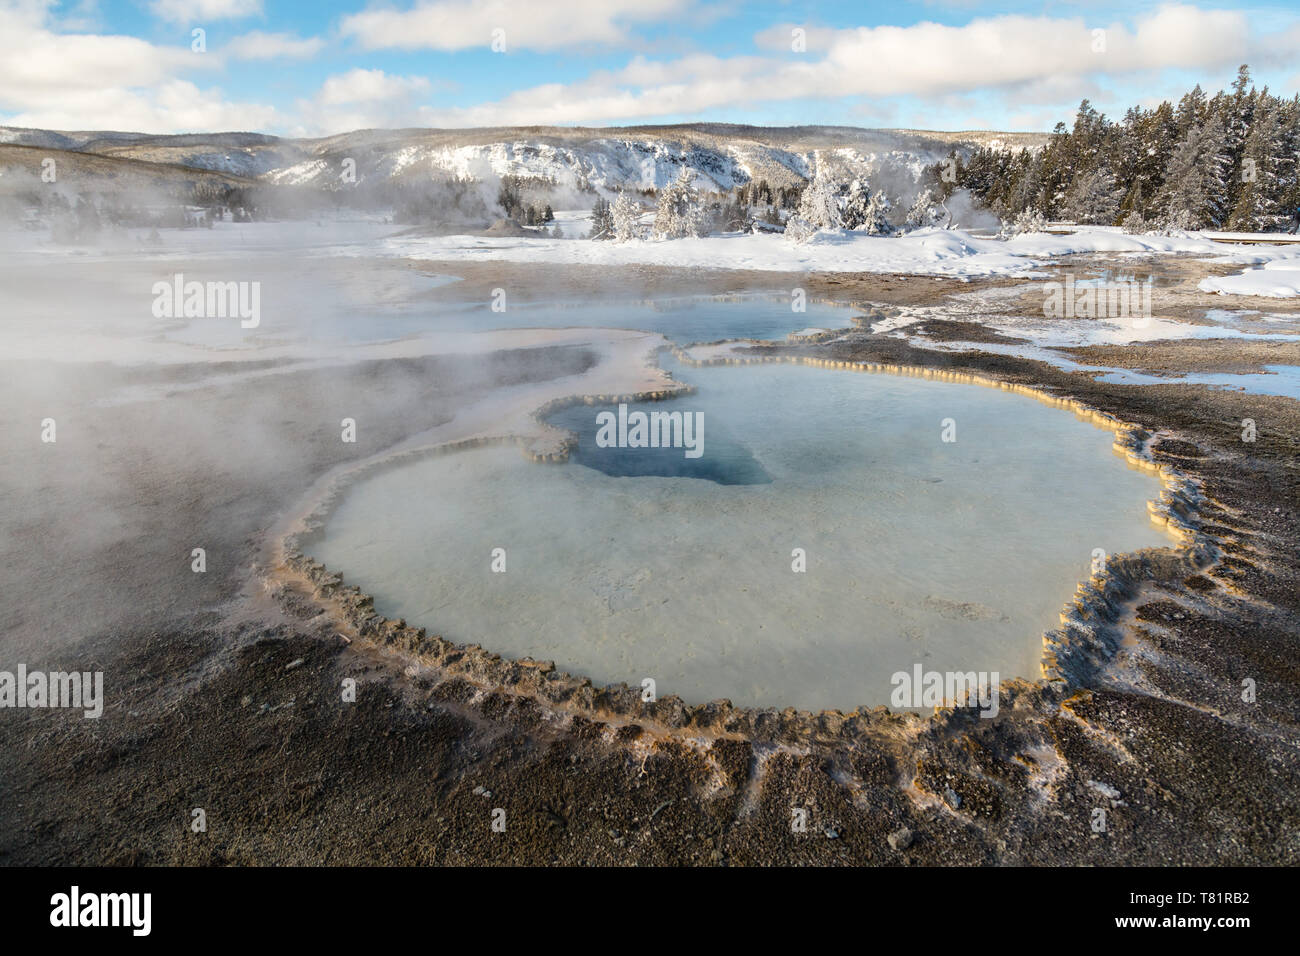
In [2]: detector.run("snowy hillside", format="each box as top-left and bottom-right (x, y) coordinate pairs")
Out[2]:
(0, 123), (1045, 199)
(261, 127), (999, 196)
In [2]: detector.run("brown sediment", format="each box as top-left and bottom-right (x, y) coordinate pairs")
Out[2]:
(1062, 338), (1300, 376)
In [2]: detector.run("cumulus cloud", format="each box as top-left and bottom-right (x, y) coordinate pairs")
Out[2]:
(227, 30), (325, 60)
(318, 69), (431, 106)
(291, 69), (438, 134)
(412, 5), (1284, 127)
(4, 1), (1298, 137)
(0, 2), (274, 132)
(3, 80), (277, 133)
(150, 0), (263, 24)
(341, 0), (692, 52)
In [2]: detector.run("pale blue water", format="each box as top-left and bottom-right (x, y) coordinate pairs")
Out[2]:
(1096, 364), (1300, 399)
(163, 288), (853, 349)
(335, 295), (852, 345)
(311, 360), (1174, 710)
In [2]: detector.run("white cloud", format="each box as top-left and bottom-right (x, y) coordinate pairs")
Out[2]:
(4, 80), (277, 133)
(149, 0), (262, 24)
(290, 69), (438, 134)
(341, 0), (691, 52)
(4, 1), (1298, 137)
(752, 22), (839, 54)
(318, 69), (431, 106)
(412, 5), (1283, 127)
(0, 4), (273, 132)
(227, 30), (325, 60)
(0, 6), (211, 96)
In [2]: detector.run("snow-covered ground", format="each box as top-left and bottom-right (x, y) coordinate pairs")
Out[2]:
(380, 220), (1300, 289)
(1199, 259), (1300, 298)
(984, 309), (1300, 348)
(12, 214), (1300, 296)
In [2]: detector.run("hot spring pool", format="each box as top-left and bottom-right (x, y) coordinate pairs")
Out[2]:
(309, 360), (1174, 711)
(164, 289), (854, 350)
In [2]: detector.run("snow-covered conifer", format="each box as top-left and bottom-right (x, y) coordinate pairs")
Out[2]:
(905, 189), (943, 229)
(840, 179), (871, 230)
(861, 189), (892, 235)
(1003, 208), (1047, 235)
(782, 216), (817, 243)
(588, 197), (613, 240)
(795, 168), (841, 230)
(611, 191), (639, 242)
(652, 167), (704, 239)
(1062, 166), (1121, 225)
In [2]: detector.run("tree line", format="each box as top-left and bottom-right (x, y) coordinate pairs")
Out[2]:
(934, 65), (1300, 232)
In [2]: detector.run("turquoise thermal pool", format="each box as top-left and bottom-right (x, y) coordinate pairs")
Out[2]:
(309, 360), (1174, 711)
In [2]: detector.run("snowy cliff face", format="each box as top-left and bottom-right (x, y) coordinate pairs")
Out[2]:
(260, 132), (969, 196)
(265, 137), (773, 192)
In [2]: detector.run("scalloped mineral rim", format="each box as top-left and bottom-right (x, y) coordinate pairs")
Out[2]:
(279, 351), (1211, 729)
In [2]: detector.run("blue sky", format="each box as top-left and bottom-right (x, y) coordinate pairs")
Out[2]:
(2, 0), (1299, 135)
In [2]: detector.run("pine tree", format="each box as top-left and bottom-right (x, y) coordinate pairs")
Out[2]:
(1004, 208), (1048, 235)
(1175, 85), (1207, 138)
(1278, 95), (1300, 219)
(1198, 112), (1232, 227)
(652, 167), (704, 238)
(611, 191), (639, 242)
(795, 168), (842, 230)
(1223, 65), (1256, 215)
(905, 189), (943, 228)
(588, 197), (613, 240)
(1121, 209), (1150, 234)
(1063, 166), (1121, 224)
(861, 190), (892, 234)
(1157, 122), (1210, 229)
(783, 216), (817, 243)
(1227, 95), (1284, 230)
(840, 179), (871, 230)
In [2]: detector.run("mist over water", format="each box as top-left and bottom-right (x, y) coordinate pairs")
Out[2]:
(300, 294), (852, 346)
(312, 361), (1173, 711)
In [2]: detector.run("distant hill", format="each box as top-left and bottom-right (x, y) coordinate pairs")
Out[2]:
(0, 123), (1049, 199)
(0, 142), (258, 192)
